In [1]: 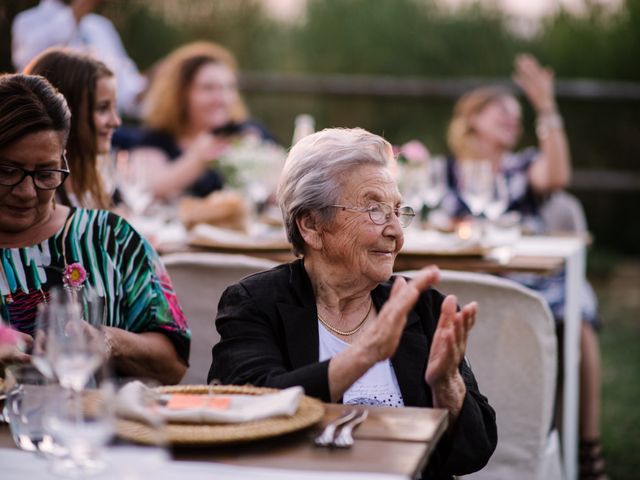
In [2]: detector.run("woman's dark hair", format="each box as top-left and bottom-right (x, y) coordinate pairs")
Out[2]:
(0, 73), (71, 150)
(25, 48), (114, 208)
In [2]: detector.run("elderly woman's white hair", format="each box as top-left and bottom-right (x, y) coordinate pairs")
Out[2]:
(277, 127), (394, 256)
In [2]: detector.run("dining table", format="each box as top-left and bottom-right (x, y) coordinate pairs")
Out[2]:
(127, 211), (585, 480)
(152, 221), (586, 480)
(0, 403), (449, 480)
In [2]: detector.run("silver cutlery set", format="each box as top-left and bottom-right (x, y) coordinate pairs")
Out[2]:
(314, 409), (368, 448)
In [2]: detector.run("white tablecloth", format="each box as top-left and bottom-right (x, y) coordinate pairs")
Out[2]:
(0, 447), (407, 480)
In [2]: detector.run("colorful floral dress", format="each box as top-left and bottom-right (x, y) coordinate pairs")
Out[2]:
(0, 208), (190, 362)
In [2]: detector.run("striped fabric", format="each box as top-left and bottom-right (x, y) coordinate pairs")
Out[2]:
(0, 208), (190, 362)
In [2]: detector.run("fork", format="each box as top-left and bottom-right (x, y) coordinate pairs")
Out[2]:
(332, 410), (368, 448)
(314, 409), (358, 447)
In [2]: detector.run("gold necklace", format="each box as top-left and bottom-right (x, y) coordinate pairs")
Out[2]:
(317, 300), (373, 336)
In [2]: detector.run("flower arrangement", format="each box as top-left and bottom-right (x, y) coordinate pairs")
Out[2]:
(216, 136), (287, 205)
(398, 140), (430, 165)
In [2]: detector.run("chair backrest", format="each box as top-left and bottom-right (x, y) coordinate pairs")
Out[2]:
(162, 252), (279, 385)
(540, 190), (587, 234)
(399, 269), (558, 480)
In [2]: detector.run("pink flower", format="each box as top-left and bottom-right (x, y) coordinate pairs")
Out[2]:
(400, 140), (430, 165)
(63, 263), (87, 289)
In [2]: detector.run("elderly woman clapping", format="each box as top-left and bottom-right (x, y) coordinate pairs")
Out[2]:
(208, 128), (496, 478)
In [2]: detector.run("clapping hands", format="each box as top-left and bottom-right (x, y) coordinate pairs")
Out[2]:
(425, 295), (476, 391)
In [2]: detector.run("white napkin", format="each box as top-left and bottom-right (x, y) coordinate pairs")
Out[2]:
(116, 381), (304, 425)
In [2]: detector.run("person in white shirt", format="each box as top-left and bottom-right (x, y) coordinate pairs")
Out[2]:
(12, 0), (146, 117)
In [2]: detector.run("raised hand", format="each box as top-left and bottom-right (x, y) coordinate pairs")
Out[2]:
(360, 266), (441, 363)
(425, 295), (476, 393)
(513, 54), (557, 114)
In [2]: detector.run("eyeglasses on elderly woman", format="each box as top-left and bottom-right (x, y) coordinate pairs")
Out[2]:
(0, 154), (70, 190)
(328, 202), (415, 228)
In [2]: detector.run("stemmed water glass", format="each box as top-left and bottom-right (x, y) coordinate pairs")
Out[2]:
(47, 298), (106, 392)
(31, 302), (56, 381)
(422, 155), (448, 211)
(116, 150), (153, 217)
(397, 163), (426, 228)
(108, 377), (169, 476)
(484, 172), (510, 222)
(4, 364), (51, 452)
(44, 374), (115, 477)
(38, 288), (111, 476)
(457, 159), (493, 218)
(97, 152), (118, 198)
(33, 287), (106, 387)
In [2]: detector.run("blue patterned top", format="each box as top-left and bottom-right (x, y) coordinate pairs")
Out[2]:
(440, 150), (599, 326)
(440, 147), (544, 233)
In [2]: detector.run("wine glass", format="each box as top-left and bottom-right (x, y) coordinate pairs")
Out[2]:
(423, 155), (448, 210)
(484, 172), (510, 222)
(97, 151), (118, 197)
(109, 377), (169, 476)
(4, 364), (51, 452)
(31, 303), (56, 380)
(44, 376), (115, 476)
(48, 297), (105, 393)
(457, 159), (493, 217)
(116, 150), (153, 217)
(397, 163), (425, 228)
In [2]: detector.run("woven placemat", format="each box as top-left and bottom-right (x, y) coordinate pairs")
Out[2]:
(116, 384), (325, 446)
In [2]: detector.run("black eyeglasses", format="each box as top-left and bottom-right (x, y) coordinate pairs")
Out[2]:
(329, 202), (415, 228)
(0, 154), (70, 190)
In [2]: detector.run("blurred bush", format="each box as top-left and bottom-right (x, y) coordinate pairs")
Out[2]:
(1, 0), (638, 252)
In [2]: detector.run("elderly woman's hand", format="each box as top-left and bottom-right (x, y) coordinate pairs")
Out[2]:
(359, 266), (441, 363)
(513, 54), (557, 114)
(425, 295), (477, 420)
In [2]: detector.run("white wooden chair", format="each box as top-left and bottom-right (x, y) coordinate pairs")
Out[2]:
(399, 269), (563, 480)
(540, 190), (587, 234)
(162, 252), (278, 385)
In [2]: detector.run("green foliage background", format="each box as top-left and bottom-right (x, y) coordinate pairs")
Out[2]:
(1, 0), (639, 253)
